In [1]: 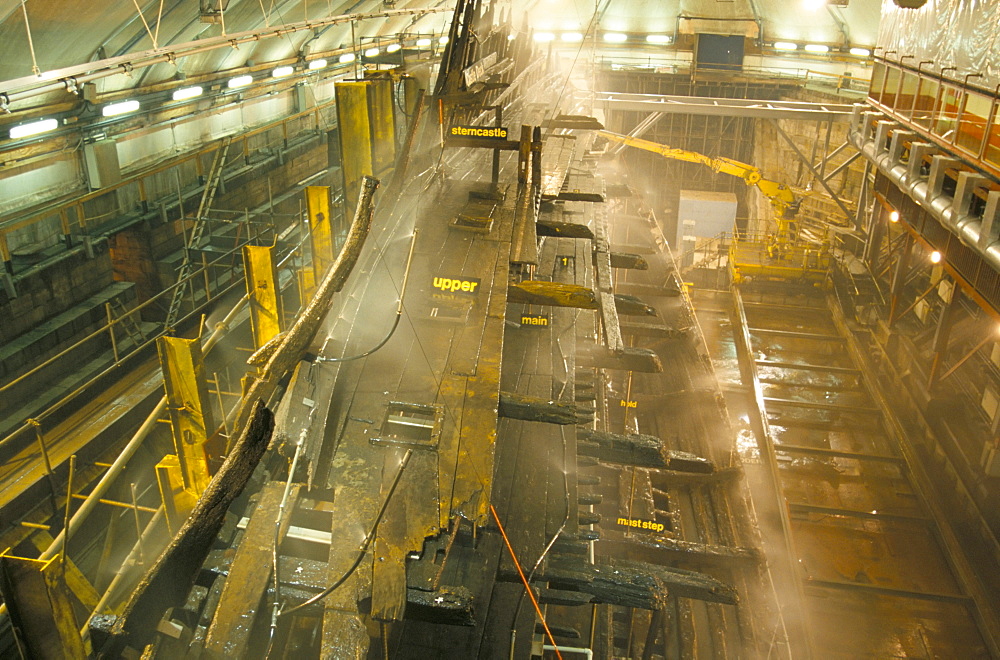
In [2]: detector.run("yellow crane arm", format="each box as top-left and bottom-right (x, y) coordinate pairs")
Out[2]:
(597, 130), (799, 220)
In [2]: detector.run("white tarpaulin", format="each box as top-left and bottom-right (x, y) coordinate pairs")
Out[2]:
(877, 0), (1000, 87)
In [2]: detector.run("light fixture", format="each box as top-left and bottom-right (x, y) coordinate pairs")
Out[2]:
(850, 47), (871, 57)
(272, 65), (294, 77)
(507, 33), (516, 41)
(339, 53), (356, 63)
(416, 38), (431, 47)
(386, 43), (401, 53)
(774, 42), (798, 51)
(102, 100), (140, 117)
(364, 47), (380, 57)
(172, 85), (203, 101)
(889, 210), (900, 223)
(9, 118), (58, 139)
(308, 59), (328, 70)
(930, 250), (942, 263)
(804, 44), (830, 53)
(646, 34), (671, 44)
(439, 36), (449, 45)
(534, 32), (555, 42)
(803, 0), (826, 9)
(228, 75), (253, 88)
(603, 32), (628, 43)
(561, 32), (584, 42)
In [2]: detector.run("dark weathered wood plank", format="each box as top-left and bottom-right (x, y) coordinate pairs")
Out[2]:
(204, 480), (301, 656)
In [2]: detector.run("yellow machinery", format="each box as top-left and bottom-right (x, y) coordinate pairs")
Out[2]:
(598, 131), (831, 283)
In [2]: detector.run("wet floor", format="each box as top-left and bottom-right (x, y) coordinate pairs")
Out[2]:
(690, 284), (991, 659)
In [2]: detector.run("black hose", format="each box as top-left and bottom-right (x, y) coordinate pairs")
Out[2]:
(318, 311), (402, 363)
(279, 448), (414, 618)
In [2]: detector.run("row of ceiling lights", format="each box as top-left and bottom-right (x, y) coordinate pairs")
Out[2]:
(534, 31), (671, 44)
(772, 41), (871, 57)
(532, 31), (872, 57)
(7, 36), (451, 140)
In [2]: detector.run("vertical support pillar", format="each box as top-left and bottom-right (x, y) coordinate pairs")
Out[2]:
(307, 186), (334, 281)
(335, 81), (374, 213)
(888, 233), (914, 326)
(366, 75), (396, 178)
(1, 232), (13, 275)
(156, 454), (196, 532)
(492, 106), (502, 185)
(928, 280), (962, 390)
(243, 244), (283, 350)
(0, 551), (87, 658)
(157, 335), (216, 494)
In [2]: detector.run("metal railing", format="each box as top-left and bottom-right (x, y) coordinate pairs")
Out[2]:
(0, 215), (304, 451)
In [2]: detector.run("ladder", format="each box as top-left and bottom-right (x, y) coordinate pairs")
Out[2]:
(164, 137), (233, 332)
(111, 297), (146, 349)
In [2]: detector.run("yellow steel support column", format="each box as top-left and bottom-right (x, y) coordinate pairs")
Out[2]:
(335, 81), (374, 212)
(367, 76), (396, 179)
(157, 335), (216, 494)
(306, 186), (335, 282)
(29, 531), (100, 615)
(156, 454), (197, 531)
(0, 551), (87, 658)
(243, 244), (283, 349)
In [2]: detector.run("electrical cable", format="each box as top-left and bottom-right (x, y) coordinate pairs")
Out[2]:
(490, 504), (563, 660)
(279, 447), (414, 618)
(315, 229), (417, 363)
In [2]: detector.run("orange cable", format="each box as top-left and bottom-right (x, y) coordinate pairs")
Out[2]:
(490, 504), (564, 660)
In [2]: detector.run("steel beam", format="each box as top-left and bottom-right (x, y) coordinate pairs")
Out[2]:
(805, 578), (970, 604)
(243, 244), (283, 351)
(367, 76), (396, 178)
(754, 359), (859, 375)
(306, 185), (335, 286)
(589, 91), (854, 122)
(336, 82), (375, 213)
(157, 335), (216, 494)
(0, 551), (87, 658)
(763, 396), (880, 414)
(789, 502), (929, 524)
(771, 119), (855, 223)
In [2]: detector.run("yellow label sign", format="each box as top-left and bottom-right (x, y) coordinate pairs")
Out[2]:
(520, 314), (549, 326)
(620, 399), (637, 408)
(617, 517), (665, 533)
(450, 125), (508, 139)
(432, 276), (481, 294)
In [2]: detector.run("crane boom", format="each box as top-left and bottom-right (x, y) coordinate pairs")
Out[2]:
(597, 130), (800, 234)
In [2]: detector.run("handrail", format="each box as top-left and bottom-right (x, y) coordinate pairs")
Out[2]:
(1, 98), (339, 242)
(0, 218), (311, 453)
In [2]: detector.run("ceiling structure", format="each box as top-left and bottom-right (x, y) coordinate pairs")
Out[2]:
(0, 0), (881, 113)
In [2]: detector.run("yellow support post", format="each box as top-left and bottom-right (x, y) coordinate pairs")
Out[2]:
(335, 81), (374, 213)
(306, 186), (335, 281)
(243, 244), (283, 350)
(0, 550), (87, 658)
(29, 531), (100, 614)
(367, 76), (396, 178)
(155, 454), (197, 532)
(157, 335), (216, 494)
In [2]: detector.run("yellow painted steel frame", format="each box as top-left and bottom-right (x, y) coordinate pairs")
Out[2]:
(243, 243), (283, 349)
(156, 454), (198, 532)
(306, 185), (334, 284)
(336, 82), (375, 212)
(0, 551), (87, 658)
(729, 234), (832, 284)
(157, 335), (216, 494)
(367, 76), (397, 178)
